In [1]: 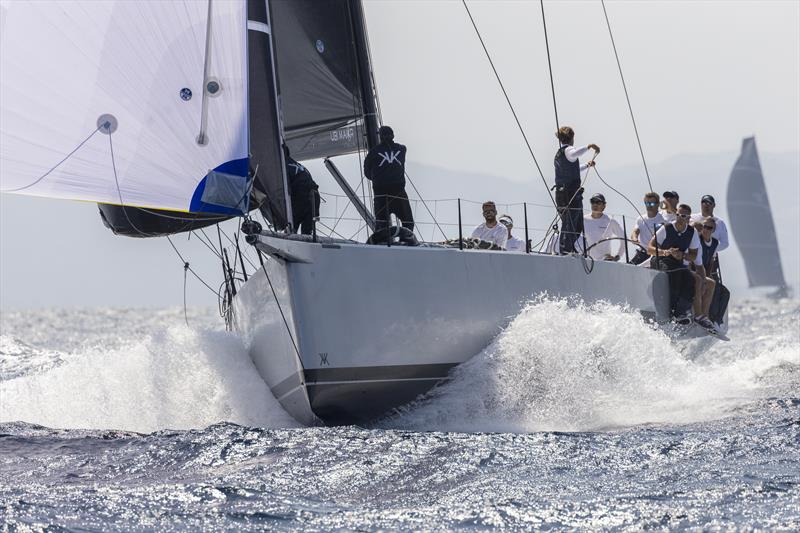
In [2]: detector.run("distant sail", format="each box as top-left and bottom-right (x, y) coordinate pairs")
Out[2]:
(726, 137), (787, 289)
(0, 1), (250, 216)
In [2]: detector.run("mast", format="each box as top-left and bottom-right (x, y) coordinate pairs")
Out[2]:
(263, 0), (293, 230)
(348, 0), (380, 151)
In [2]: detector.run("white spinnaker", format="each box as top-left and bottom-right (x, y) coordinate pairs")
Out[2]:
(0, 0), (248, 212)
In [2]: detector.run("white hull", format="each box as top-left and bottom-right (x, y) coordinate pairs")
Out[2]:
(233, 235), (670, 425)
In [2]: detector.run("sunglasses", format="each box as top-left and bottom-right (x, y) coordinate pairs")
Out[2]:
(677, 213), (690, 219)
(644, 201), (658, 207)
(702, 225), (715, 230)
(701, 200), (714, 205)
(590, 200), (605, 205)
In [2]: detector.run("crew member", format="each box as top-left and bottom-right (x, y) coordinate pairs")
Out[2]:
(284, 145), (319, 235)
(364, 125), (414, 234)
(499, 214), (526, 252)
(631, 192), (666, 265)
(660, 191), (679, 223)
(579, 193), (624, 261)
(695, 216), (730, 331)
(553, 126), (599, 254)
(647, 204), (700, 324)
(690, 217), (720, 331)
(690, 195), (729, 251)
(471, 201), (508, 249)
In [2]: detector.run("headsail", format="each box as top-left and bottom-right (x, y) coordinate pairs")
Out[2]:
(0, 0), (249, 216)
(726, 137), (787, 289)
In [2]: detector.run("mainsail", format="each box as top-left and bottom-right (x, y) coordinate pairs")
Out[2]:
(0, 1), (250, 217)
(726, 137), (787, 289)
(271, 0), (380, 161)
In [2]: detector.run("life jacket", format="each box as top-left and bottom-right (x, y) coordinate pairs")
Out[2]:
(660, 223), (695, 252)
(651, 223), (695, 270)
(554, 145), (581, 188)
(700, 237), (719, 272)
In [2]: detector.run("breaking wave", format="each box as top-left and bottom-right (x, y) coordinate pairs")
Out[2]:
(0, 324), (298, 433)
(385, 297), (799, 433)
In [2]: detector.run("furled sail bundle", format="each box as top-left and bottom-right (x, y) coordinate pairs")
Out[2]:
(726, 137), (787, 291)
(0, 0), (252, 233)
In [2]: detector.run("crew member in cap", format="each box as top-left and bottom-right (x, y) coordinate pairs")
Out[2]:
(690, 195), (728, 251)
(553, 126), (600, 254)
(499, 214), (526, 252)
(660, 191), (679, 223)
(578, 193), (625, 261)
(364, 125), (414, 234)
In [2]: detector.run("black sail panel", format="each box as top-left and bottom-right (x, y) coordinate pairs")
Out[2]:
(270, 0), (378, 160)
(726, 137), (787, 288)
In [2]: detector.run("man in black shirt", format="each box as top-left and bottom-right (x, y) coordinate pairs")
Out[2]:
(364, 125), (414, 233)
(284, 145), (320, 235)
(553, 126), (599, 254)
(647, 204), (700, 324)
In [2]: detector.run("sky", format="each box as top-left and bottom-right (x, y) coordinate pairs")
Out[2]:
(362, 0), (799, 179)
(1, 0), (798, 310)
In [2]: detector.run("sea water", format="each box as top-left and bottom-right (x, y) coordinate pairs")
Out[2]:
(0, 299), (798, 530)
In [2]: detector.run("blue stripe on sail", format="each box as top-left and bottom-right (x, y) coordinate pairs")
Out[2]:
(189, 158), (249, 215)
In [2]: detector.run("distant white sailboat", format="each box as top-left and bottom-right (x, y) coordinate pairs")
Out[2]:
(727, 137), (789, 298)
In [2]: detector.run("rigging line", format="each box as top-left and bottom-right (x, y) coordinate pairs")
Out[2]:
(2, 126), (102, 192)
(183, 262), (190, 327)
(166, 235), (219, 295)
(600, 0), (653, 192)
(461, 0), (556, 209)
(592, 165), (647, 223)
(261, 264), (304, 369)
(193, 229), (224, 259)
(196, 0), (213, 145)
(403, 171), (449, 241)
(539, 0), (559, 131)
(108, 125), (219, 296)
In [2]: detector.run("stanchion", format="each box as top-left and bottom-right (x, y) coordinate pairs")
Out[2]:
(524, 202), (530, 253)
(458, 198), (463, 250)
(622, 215), (630, 263)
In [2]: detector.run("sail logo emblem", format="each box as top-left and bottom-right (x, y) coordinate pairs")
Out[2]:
(330, 127), (354, 143)
(377, 151), (402, 166)
(180, 88), (192, 101)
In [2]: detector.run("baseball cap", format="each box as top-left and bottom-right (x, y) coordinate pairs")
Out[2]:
(590, 193), (606, 203)
(663, 191), (679, 199)
(499, 215), (513, 226)
(378, 125), (394, 139)
(701, 194), (715, 205)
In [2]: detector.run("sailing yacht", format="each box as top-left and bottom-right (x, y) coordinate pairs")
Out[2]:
(1, 0), (672, 425)
(727, 137), (790, 299)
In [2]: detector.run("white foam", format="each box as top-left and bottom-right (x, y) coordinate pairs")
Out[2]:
(387, 297), (798, 433)
(0, 325), (299, 433)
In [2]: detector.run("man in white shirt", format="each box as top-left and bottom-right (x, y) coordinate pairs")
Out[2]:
(499, 215), (526, 252)
(660, 190), (679, 223)
(630, 192), (666, 265)
(471, 201), (507, 250)
(690, 194), (728, 251)
(578, 193), (624, 261)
